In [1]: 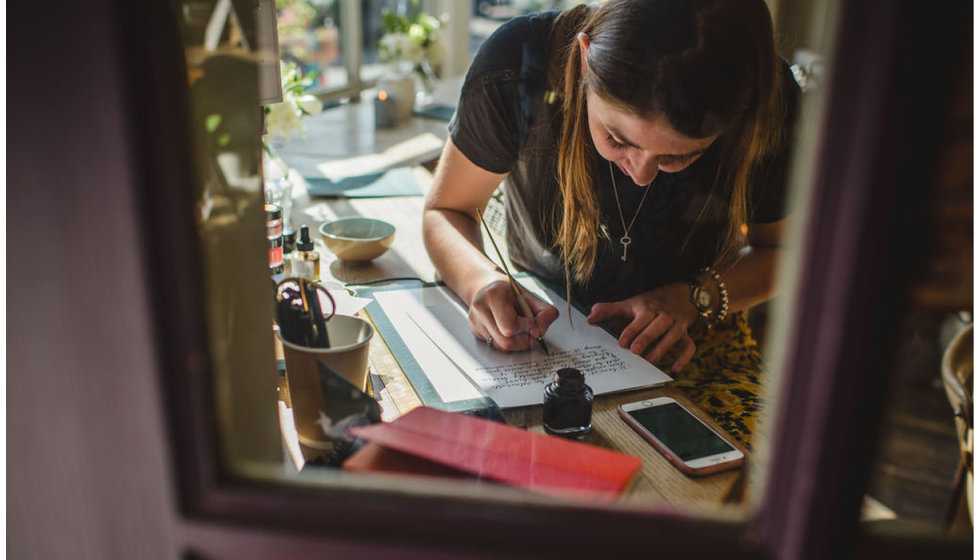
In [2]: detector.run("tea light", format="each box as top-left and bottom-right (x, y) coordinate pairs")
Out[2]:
(374, 90), (397, 128)
(377, 75), (415, 122)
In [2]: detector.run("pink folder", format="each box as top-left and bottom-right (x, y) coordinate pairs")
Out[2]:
(346, 407), (642, 501)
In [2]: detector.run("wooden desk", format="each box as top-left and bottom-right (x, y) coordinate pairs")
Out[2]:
(277, 97), (746, 508)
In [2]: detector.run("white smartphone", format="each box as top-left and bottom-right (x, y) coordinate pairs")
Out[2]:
(618, 397), (745, 476)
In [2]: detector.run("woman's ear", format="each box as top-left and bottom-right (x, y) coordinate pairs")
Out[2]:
(577, 32), (590, 73)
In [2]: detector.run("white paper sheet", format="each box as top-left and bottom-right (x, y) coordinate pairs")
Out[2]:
(375, 289), (486, 404)
(315, 133), (444, 181)
(324, 289), (372, 317)
(372, 278), (672, 408)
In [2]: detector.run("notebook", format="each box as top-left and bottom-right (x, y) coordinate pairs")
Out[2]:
(346, 407), (642, 501)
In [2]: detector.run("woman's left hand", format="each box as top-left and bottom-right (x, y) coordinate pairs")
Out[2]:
(586, 282), (698, 372)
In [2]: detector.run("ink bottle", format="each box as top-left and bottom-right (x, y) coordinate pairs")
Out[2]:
(291, 225), (321, 280)
(542, 367), (593, 438)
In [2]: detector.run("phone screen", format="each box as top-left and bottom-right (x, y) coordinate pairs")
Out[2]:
(626, 402), (734, 461)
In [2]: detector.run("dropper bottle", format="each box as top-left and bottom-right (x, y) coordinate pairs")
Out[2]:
(291, 225), (321, 280)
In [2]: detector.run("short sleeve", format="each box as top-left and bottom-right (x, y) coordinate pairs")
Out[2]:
(449, 15), (551, 174)
(449, 70), (523, 173)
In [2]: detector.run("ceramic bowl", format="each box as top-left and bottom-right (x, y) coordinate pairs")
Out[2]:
(319, 217), (396, 262)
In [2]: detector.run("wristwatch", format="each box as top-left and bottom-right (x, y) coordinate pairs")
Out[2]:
(688, 278), (715, 323)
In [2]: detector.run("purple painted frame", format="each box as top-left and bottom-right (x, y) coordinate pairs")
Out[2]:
(759, 0), (971, 557)
(119, 0), (972, 558)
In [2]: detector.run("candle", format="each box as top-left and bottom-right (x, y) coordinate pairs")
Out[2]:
(377, 75), (415, 122)
(374, 90), (397, 128)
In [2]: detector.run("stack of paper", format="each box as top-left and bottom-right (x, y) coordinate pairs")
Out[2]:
(360, 277), (673, 411)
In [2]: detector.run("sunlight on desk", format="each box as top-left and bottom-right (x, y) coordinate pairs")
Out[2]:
(315, 133), (444, 180)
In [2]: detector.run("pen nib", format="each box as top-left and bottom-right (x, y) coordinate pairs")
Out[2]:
(538, 337), (550, 356)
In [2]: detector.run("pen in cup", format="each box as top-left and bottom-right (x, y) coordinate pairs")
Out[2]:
(476, 208), (550, 356)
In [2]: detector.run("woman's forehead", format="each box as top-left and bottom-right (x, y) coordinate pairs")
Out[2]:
(588, 91), (717, 152)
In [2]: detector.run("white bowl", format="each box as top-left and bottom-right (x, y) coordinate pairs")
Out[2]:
(319, 217), (396, 262)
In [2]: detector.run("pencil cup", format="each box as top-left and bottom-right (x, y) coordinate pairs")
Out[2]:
(279, 315), (374, 459)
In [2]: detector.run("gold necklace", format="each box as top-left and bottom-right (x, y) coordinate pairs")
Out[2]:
(608, 161), (652, 262)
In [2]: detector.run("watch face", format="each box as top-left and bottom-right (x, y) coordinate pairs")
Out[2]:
(696, 287), (713, 310)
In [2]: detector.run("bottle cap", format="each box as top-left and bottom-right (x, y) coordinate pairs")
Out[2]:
(265, 204), (283, 239)
(282, 227), (297, 253)
(554, 367), (585, 388)
(264, 203), (282, 220)
(297, 225), (314, 251)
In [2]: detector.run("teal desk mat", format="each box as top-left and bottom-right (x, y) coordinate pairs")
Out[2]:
(303, 166), (422, 198)
(413, 104), (455, 122)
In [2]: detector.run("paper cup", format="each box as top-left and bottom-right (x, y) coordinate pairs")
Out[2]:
(279, 315), (374, 457)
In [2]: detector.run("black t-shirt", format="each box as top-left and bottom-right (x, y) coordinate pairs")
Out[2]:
(450, 10), (799, 307)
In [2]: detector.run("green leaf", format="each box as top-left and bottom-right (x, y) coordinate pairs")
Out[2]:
(381, 10), (409, 34)
(205, 113), (222, 132)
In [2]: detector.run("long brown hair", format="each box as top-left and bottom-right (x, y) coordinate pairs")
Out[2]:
(552, 0), (786, 287)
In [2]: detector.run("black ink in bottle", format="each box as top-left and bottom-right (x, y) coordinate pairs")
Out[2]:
(543, 367), (593, 438)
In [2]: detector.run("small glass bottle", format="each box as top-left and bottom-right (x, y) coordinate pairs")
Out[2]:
(265, 203), (283, 239)
(281, 227), (297, 275)
(542, 367), (593, 439)
(290, 225), (321, 280)
(265, 204), (284, 275)
(268, 235), (284, 275)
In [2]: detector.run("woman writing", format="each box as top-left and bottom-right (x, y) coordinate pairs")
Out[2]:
(423, 0), (799, 447)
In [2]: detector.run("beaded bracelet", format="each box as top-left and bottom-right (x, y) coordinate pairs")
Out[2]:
(699, 266), (729, 328)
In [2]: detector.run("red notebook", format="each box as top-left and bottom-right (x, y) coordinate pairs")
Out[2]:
(346, 407), (642, 501)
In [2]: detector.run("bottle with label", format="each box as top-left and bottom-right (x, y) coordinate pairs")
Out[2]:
(542, 367), (593, 439)
(281, 227), (296, 275)
(290, 224), (321, 280)
(265, 204), (284, 275)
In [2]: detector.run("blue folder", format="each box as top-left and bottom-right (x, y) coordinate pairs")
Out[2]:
(412, 104), (456, 122)
(303, 166), (422, 198)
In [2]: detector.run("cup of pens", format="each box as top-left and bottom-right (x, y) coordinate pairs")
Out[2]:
(275, 278), (375, 458)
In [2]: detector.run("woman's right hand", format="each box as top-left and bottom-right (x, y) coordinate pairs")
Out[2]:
(466, 275), (560, 352)
(422, 140), (559, 350)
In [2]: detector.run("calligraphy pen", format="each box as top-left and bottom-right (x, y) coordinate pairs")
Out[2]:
(476, 207), (550, 356)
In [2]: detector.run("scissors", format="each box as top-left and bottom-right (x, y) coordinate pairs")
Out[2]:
(274, 278), (336, 348)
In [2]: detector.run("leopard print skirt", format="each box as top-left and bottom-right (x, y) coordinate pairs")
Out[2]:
(660, 310), (768, 451)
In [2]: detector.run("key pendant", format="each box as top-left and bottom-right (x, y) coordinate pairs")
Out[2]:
(619, 235), (631, 261)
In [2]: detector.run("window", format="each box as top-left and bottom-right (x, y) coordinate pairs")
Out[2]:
(269, 0), (581, 102)
(5, 0), (972, 557)
(276, 0), (346, 90)
(272, 0), (471, 101)
(469, 0), (576, 57)
(157, 1), (973, 557)
(185, 0), (817, 509)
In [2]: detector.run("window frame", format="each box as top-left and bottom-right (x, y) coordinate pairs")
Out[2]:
(288, 0), (472, 104)
(122, 0), (973, 557)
